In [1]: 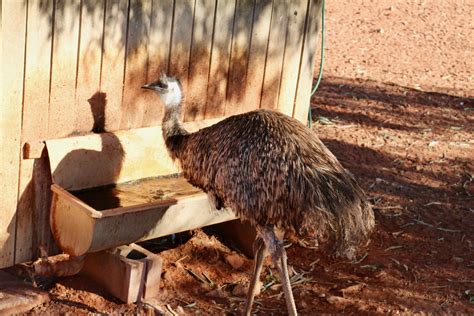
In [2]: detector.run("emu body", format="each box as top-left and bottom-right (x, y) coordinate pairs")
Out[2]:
(143, 76), (374, 315)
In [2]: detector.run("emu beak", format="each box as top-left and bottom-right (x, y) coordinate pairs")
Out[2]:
(141, 83), (156, 90)
(142, 80), (168, 91)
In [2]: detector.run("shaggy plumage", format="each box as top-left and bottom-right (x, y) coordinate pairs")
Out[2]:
(143, 75), (374, 315)
(169, 108), (373, 256)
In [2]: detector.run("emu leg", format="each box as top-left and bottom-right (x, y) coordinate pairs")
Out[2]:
(275, 244), (297, 316)
(244, 236), (266, 316)
(261, 226), (298, 316)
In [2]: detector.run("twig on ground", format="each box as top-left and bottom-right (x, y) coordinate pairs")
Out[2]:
(352, 252), (368, 264)
(166, 304), (178, 316)
(384, 245), (404, 252)
(412, 218), (461, 233)
(185, 268), (211, 286)
(390, 258), (409, 271)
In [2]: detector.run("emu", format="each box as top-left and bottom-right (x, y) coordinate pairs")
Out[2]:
(142, 75), (374, 315)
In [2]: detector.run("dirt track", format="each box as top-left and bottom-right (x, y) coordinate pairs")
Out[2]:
(28, 0), (474, 314)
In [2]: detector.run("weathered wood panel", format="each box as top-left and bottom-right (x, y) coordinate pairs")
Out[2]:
(16, 0), (82, 261)
(15, 161), (35, 263)
(15, 0), (55, 264)
(242, 0), (273, 112)
(22, 0), (53, 143)
(101, 0), (129, 132)
(225, 0), (254, 116)
(277, 0), (308, 116)
(169, 0), (195, 119)
(205, 0), (235, 119)
(121, 0), (152, 130)
(293, 0), (323, 123)
(17, 154), (55, 263)
(75, 0), (106, 133)
(0, 1), (26, 268)
(260, 0), (288, 110)
(142, 0), (174, 127)
(48, 0), (81, 138)
(186, 0), (216, 121)
(1, 0), (320, 267)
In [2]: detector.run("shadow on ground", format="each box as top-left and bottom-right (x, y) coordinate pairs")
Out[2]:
(285, 76), (474, 314)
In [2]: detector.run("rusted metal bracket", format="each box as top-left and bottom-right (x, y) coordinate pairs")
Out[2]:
(22, 141), (46, 159)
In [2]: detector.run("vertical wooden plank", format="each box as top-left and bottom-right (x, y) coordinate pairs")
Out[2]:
(277, 0), (308, 116)
(120, 0), (151, 130)
(33, 153), (55, 258)
(260, 0), (288, 110)
(185, 0), (216, 122)
(142, 0), (174, 127)
(15, 162), (35, 263)
(225, 0), (254, 116)
(101, 0), (128, 132)
(0, 0), (26, 268)
(169, 0), (195, 119)
(15, 157), (54, 264)
(75, 1), (106, 133)
(16, 155), (55, 264)
(293, 0), (323, 123)
(16, 0), (55, 264)
(205, 0), (235, 119)
(48, 0), (81, 138)
(22, 0), (53, 143)
(242, 0), (272, 112)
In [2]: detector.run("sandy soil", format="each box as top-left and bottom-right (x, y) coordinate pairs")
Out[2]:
(323, 0), (473, 97)
(18, 0), (474, 314)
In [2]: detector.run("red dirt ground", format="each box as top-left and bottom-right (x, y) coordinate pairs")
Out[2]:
(14, 0), (474, 314)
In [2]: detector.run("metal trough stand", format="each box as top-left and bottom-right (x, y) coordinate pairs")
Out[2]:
(46, 121), (237, 257)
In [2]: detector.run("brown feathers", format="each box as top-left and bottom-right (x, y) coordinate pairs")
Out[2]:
(161, 106), (374, 259)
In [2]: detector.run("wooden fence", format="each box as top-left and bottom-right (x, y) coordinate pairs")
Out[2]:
(0, 0), (322, 267)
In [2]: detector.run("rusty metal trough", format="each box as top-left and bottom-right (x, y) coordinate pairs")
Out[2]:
(46, 120), (237, 256)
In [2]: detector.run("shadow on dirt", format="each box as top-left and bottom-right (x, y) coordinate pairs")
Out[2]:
(292, 76), (474, 313)
(312, 76), (473, 133)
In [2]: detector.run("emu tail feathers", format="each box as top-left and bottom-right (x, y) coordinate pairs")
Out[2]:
(299, 168), (375, 260)
(333, 173), (375, 260)
(335, 197), (374, 260)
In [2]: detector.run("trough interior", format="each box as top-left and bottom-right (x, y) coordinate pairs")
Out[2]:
(70, 175), (201, 211)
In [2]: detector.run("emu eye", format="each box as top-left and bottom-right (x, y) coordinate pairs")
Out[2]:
(157, 81), (168, 89)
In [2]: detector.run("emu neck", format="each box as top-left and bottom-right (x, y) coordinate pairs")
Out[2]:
(162, 105), (188, 138)
(161, 105), (188, 160)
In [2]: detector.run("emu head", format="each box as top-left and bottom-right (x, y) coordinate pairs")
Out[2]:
(142, 74), (182, 108)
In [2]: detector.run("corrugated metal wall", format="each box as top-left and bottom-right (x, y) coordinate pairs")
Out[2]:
(0, 0), (322, 267)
